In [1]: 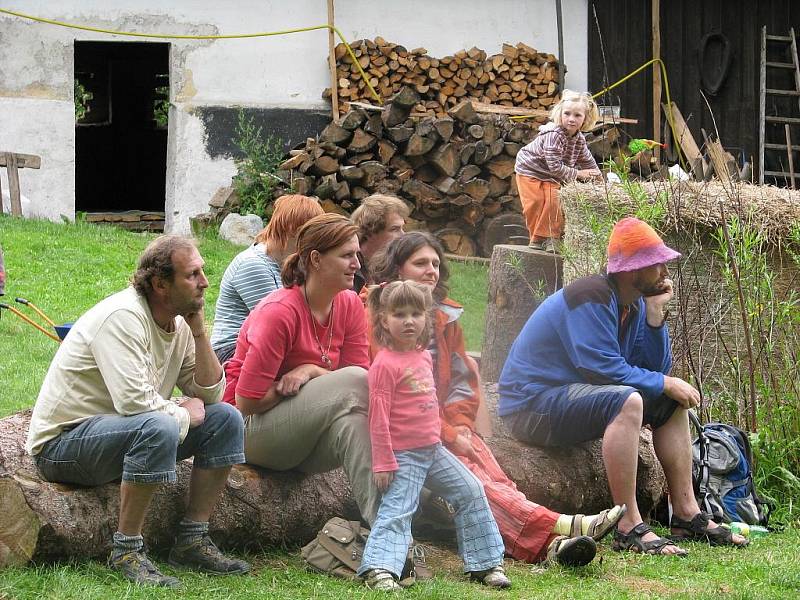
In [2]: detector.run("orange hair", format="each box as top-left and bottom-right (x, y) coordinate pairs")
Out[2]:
(255, 194), (323, 246)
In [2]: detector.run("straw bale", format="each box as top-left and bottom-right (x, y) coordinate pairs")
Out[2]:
(560, 180), (800, 283)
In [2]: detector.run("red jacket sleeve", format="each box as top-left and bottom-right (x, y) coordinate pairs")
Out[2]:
(435, 308), (481, 442)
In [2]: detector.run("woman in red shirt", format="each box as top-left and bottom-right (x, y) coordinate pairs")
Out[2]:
(368, 232), (624, 565)
(224, 213), (380, 525)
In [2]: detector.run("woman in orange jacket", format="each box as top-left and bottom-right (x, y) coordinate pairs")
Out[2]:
(364, 232), (624, 565)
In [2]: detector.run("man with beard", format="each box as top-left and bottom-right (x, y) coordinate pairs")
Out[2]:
(498, 217), (747, 556)
(27, 235), (250, 587)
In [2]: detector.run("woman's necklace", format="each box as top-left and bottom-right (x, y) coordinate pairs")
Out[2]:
(303, 284), (334, 369)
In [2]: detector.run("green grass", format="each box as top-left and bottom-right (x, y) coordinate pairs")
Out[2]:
(1, 216), (798, 599)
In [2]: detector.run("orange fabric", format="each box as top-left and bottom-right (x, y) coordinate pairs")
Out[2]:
(515, 174), (564, 240)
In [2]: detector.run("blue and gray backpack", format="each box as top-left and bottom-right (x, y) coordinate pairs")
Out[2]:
(689, 412), (773, 526)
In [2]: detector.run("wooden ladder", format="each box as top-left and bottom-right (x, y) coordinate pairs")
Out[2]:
(759, 26), (800, 186)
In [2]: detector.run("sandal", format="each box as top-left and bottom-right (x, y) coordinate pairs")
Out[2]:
(670, 512), (749, 547)
(612, 522), (689, 556)
(568, 504), (627, 542)
(546, 535), (596, 567)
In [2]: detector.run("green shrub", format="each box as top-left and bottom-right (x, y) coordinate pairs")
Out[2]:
(232, 110), (286, 218)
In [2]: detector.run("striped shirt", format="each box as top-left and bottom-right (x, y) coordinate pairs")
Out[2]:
(210, 244), (281, 356)
(514, 122), (598, 184)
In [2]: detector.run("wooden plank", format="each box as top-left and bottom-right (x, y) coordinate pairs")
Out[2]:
(470, 101), (639, 123)
(327, 0), (339, 120)
(759, 26), (767, 184)
(4, 153), (22, 217)
(0, 153), (41, 169)
(662, 101), (706, 174)
(652, 0), (661, 163)
(786, 124), (796, 190)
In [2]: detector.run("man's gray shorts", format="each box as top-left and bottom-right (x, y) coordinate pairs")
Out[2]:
(502, 383), (680, 447)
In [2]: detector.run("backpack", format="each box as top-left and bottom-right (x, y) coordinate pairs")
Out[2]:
(301, 517), (416, 584)
(690, 412), (773, 526)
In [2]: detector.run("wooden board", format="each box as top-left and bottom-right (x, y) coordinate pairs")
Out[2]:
(662, 101), (707, 174)
(0, 152), (41, 169)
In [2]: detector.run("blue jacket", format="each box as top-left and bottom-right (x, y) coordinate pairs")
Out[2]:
(498, 274), (671, 416)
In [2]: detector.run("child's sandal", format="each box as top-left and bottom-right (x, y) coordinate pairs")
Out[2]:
(612, 522), (689, 556)
(546, 535), (596, 566)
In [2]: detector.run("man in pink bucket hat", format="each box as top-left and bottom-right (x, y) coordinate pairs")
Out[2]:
(498, 218), (748, 555)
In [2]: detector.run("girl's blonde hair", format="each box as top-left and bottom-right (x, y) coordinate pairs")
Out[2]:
(368, 280), (433, 350)
(549, 90), (599, 132)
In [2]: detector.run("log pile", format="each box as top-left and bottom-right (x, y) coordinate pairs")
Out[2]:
(279, 88), (537, 256)
(324, 38), (561, 117)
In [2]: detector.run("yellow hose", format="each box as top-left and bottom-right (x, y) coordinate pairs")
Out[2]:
(0, 8), (383, 104)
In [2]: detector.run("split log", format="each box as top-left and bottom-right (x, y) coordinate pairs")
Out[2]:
(434, 227), (477, 256)
(481, 244), (562, 382)
(480, 212), (529, 256)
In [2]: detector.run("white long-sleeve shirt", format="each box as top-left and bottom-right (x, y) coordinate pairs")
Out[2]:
(26, 287), (225, 455)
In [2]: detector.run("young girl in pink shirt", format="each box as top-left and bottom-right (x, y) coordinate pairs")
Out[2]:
(358, 281), (510, 591)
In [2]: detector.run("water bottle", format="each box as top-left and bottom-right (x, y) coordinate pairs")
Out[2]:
(725, 522), (769, 539)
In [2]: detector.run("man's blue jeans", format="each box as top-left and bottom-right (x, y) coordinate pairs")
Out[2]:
(34, 403), (245, 485)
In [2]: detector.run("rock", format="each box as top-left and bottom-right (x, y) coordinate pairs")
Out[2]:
(218, 213), (263, 246)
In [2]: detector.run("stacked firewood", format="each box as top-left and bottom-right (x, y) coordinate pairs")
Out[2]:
(277, 86), (538, 256)
(324, 38), (561, 117)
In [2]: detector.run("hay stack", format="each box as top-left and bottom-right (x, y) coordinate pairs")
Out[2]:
(560, 180), (800, 282)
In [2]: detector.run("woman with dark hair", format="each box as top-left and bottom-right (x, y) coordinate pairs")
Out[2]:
(368, 231), (625, 565)
(211, 194), (324, 362)
(223, 213), (380, 524)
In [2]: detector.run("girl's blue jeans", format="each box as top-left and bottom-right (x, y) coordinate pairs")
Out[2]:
(358, 443), (505, 578)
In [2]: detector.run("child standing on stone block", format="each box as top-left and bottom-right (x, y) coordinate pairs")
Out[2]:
(514, 90), (602, 253)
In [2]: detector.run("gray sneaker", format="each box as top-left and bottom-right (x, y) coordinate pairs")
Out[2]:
(109, 550), (181, 588)
(168, 534), (250, 575)
(470, 565), (512, 588)
(365, 568), (402, 591)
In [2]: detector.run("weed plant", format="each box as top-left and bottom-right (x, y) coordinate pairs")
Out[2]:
(232, 110), (286, 218)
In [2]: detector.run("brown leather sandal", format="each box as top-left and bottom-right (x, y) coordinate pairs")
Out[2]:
(670, 512), (749, 547)
(612, 522), (689, 556)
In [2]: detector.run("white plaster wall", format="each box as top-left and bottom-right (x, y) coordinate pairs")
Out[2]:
(0, 98), (75, 221)
(1, 1), (589, 232)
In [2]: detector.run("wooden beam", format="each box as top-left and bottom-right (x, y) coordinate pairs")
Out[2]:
(786, 124), (796, 189)
(652, 0), (661, 162)
(0, 152), (41, 169)
(4, 153), (22, 216)
(662, 101), (706, 176)
(327, 0), (339, 121)
(347, 99), (638, 125)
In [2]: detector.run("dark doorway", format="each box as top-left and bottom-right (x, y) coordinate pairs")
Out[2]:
(75, 41), (169, 212)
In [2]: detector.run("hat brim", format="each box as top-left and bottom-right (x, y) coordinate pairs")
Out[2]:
(607, 244), (682, 274)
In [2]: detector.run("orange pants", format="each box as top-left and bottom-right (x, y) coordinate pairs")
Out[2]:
(516, 174), (563, 241)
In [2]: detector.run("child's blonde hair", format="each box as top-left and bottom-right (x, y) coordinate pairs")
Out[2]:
(368, 280), (433, 350)
(549, 90), (599, 132)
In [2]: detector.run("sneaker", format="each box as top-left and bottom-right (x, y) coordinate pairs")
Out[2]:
(410, 543), (433, 581)
(542, 238), (560, 253)
(168, 534), (250, 575)
(109, 550), (181, 588)
(528, 240), (545, 250)
(470, 565), (512, 588)
(365, 568), (402, 591)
